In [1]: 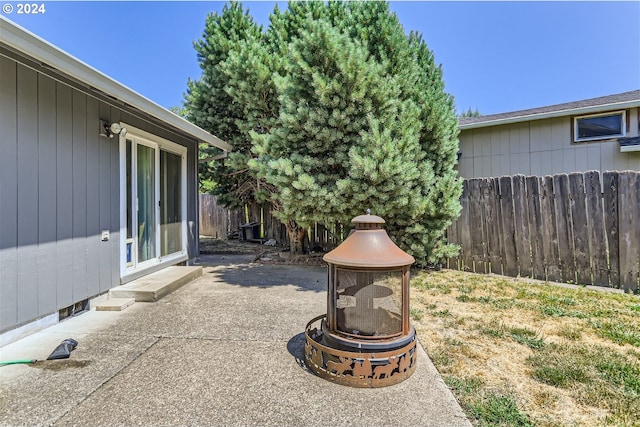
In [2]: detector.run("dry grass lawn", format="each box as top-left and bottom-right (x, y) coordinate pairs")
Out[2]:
(409, 269), (640, 427)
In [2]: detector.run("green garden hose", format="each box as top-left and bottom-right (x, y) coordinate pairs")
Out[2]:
(0, 359), (36, 366)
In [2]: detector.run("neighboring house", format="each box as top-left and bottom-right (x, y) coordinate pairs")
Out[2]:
(0, 18), (231, 339)
(457, 90), (640, 178)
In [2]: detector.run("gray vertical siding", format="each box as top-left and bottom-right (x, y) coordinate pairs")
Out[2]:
(16, 64), (39, 324)
(55, 83), (74, 311)
(86, 97), (101, 298)
(0, 55), (18, 331)
(98, 103), (113, 292)
(36, 74), (58, 315)
(71, 90), (88, 305)
(0, 53), (200, 333)
(458, 113), (640, 179)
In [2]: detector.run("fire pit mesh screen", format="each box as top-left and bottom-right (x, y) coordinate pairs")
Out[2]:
(335, 269), (402, 337)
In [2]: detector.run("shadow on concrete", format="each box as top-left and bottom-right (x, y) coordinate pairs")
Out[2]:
(197, 256), (326, 294)
(287, 332), (314, 375)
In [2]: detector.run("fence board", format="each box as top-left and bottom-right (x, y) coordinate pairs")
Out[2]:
(527, 176), (546, 281)
(512, 175), (532, 277)
(603, 172), (620, 288)
(484, 178), (503, 274)
(447, 220), (460, 270)
(584, 171), (608, 286)
(553, 174), (576, 284)
(569, 173), (592, 285)
(468, 179), (488, 273)
(540, 176), (561, 282)
(201, 194), (231, 239)
(499, 176), (518, 277)
(618, 172), (640, 293)
(458, 180), (473, 271)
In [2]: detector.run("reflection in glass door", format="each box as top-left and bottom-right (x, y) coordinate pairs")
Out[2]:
(160, 150), (182, 256)
(137, 144), (156, 263)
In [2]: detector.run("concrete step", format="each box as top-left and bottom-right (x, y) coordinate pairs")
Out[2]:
(95, 298), (136, 312)
(110, 266), (203, 302)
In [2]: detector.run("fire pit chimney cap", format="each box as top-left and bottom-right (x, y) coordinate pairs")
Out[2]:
(352, 210), (385, 226)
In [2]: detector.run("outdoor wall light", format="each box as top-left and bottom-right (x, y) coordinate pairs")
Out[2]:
(99, 120), (126, 138)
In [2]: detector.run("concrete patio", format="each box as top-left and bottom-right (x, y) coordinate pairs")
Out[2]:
(0, 255), (471, 427)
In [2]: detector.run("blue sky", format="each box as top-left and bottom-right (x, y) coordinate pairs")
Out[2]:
(4, 1), (639, 115)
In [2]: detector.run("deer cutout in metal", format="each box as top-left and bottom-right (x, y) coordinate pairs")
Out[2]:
(326, 356), (352, 376)
(373, 356), (398, 380)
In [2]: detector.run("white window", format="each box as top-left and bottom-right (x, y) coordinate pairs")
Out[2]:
(573, 111), (626, 142)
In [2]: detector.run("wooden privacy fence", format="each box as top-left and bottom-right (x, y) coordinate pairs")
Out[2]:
(447, 170), (640, 293)
(198, 194), (347, 250)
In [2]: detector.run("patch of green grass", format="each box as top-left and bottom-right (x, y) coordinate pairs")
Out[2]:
(526, 343), (640, 423)
(527, 345), (588, 387)
(605, 394), (640, 427)
(456, 294), (472, 302)
(514, 287), (538, 300)
(444, 317), (466, 329)
(444, 337), (464, 347)
(477, 321), (506, 339)
(510, 327), (545, 350)
(596, 356), (640, 395)
(529, 360), (588, 387)
(590, 320), (640, 347)
(626, 348), (640, 361)
(467, 392), (534, 427)
(556, 325), (582, 341)
(432, 309), (452, 318)
(629, 304), (640, 313)
(539, 304), (588, 319)
(430, 350), (453, 368)
(444, 375), (484, 394)
(412, 278), (452, 294)
(410, 308), (424, 321)
(444, 376), (533, 427)
(539, 304), (565, 317)
(458, 284), (475, 294)
(477, 295), (516, 310)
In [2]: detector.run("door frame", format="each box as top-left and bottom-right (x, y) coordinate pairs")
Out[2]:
(118, 123), (188, 279)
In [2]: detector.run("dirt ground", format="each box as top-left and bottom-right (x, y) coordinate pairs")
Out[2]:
(199, 237), (326, 265)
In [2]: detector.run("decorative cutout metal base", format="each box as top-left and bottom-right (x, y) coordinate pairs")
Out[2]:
(304, 315), (417, 388)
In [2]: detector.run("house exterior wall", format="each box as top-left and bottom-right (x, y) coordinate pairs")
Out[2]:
(0, 52), (199, 334)
(457, 107), (640, 178)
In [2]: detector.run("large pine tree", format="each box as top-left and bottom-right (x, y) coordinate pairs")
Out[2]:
(186, 1), (461, 263)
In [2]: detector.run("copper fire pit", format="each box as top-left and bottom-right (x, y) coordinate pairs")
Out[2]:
(304, 212), (417, 387)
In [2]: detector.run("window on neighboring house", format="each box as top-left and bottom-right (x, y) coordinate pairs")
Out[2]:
(573, 111), (626, 142)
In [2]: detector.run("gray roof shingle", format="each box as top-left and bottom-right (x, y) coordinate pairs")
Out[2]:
(458, 90), (640, 129)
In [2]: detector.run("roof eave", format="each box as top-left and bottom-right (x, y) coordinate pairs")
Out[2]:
(459, 100), (640, 131)
(0, 16), (232, 152)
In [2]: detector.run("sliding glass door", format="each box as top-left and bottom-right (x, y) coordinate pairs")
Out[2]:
(122, 126), (186, 273)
